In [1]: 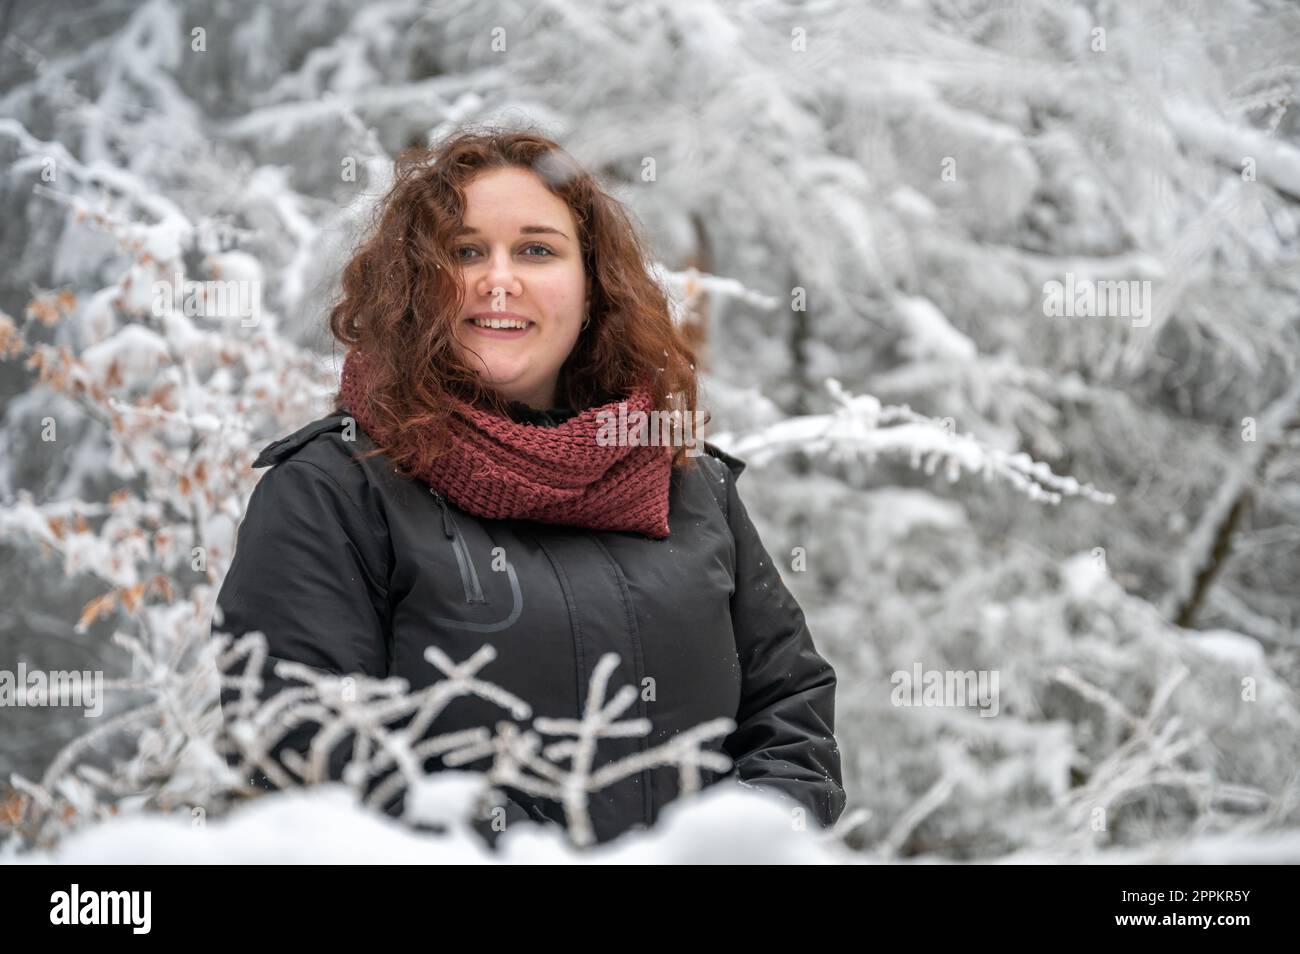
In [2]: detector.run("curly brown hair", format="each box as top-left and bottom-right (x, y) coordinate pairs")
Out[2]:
(328, 123), (707, 476)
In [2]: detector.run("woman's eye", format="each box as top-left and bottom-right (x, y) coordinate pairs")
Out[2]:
(454, 244), (554, 260)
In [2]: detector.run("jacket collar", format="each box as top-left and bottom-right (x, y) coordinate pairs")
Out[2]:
(252, 411), (351, 468)
(504, 400), (578, 427)
(701, 441), (746, 479)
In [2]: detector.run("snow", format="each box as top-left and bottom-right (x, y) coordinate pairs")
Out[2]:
(1167, 99), (1300, 201)
(894, 295), (978, 364)
(1180, 629), (1267, 669)
(14, 776), (849, 865)
(1059, 550), (1117, 602)
(79, 322), (171, 389)
(76, 288), (121, 348)
(860, 488), (967, 543)
(2, 0), (1299, 867)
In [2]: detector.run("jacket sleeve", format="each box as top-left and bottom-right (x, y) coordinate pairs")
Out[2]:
(719, 461), (847, 829)
(211, 457), (391, 792)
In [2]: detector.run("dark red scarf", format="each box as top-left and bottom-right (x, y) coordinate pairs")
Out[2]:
(339, 350), (673, 538)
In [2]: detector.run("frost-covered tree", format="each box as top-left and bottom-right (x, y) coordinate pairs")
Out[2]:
(3, 0), (1299, 862)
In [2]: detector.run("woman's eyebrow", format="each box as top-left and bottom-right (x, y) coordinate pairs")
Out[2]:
(453, 225), (569, 239)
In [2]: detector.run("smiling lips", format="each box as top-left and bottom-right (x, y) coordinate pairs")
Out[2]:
(466, 313), (535, 338)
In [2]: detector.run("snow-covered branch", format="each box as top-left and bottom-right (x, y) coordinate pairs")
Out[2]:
(710, 377), (1116, 505)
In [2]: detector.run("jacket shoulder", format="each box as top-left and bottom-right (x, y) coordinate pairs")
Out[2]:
(690, 441), (747, 522)
(700, 440), (746, 480)
(251, 410), (356, 469)
(248, 410), (391, 512)
(247, 411), (393, 548)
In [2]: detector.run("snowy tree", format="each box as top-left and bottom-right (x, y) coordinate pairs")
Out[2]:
(3, 0), (1299, 862)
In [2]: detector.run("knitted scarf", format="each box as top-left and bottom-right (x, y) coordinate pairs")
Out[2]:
(339, 350), (674, 538)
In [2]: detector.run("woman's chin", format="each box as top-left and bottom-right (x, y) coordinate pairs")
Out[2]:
(476, 367), (542, 396)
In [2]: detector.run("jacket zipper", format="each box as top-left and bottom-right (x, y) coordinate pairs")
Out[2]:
(429, 488), (486, 604)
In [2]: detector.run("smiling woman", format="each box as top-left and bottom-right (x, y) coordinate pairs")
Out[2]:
(212, 126), (847, 848)
(448, 166), (589, 410)
(322, 128), (701, 476)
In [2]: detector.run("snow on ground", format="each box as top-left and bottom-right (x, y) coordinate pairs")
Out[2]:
(8, 775), (854, 864)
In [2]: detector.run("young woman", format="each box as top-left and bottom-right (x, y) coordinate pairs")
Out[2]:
(213, 127), (846, 846)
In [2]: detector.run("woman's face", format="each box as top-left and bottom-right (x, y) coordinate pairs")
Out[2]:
(451, 166), (589, 410)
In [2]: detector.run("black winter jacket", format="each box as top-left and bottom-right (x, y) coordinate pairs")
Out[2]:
(212, 403), (847, 845)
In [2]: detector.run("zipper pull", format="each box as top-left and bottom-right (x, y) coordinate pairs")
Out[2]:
(429, 488), (455, 539)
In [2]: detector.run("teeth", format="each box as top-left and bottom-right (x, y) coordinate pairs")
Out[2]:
(472, 317), (530, 329)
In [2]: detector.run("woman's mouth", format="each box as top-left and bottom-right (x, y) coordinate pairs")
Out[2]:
(465, 317), (535, 339)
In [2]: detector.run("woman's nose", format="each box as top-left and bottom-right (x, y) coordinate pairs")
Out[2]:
(478, 248), (520, 299)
